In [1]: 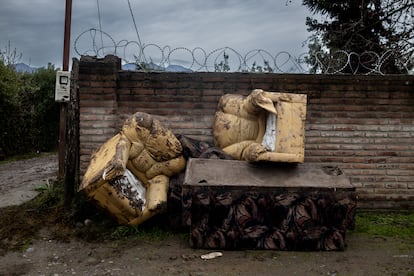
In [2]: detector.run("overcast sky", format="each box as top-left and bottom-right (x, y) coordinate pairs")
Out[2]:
(0, 0), (315, 69)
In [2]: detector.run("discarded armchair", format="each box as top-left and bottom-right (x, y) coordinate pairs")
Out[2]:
(79, 112), (186, 226)
(213, 89), (307, 163)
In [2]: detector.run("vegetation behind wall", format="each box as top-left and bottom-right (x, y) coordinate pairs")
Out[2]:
(0, 60), (59, 157)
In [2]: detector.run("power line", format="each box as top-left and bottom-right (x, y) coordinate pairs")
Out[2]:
(96, 0), (104, 55)
(126, 0), (145, 62)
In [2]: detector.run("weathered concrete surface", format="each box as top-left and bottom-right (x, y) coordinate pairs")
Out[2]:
(184, 158), (352, 190)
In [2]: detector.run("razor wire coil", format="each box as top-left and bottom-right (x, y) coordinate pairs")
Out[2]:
(74, 28), (413, 75)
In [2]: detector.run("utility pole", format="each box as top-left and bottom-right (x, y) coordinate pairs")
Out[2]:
(59, 0), (72, 179)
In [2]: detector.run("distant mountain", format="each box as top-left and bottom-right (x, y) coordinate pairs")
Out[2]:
(122, 63), (136, 71)
(14, 63), (38, 73)
(165, 64), (193, 72)
(14, 62), (193, 73)
(122, 62), (192, 72)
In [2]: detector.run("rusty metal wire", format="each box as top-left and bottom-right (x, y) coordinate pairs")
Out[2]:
(74, 28), (413, 75)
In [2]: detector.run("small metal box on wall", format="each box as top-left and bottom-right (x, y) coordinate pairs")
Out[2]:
(54, 70), (71, 102)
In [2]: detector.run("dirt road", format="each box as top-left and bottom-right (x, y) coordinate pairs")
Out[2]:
(0, 153), (58, 208)
(0, 154), (413, 275)
(1, 231), (413, 275)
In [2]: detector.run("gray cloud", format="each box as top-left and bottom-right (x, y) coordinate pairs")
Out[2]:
(0, 0), (312, 68)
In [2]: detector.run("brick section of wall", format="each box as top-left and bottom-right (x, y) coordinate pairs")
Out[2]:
(77, 55), (414, 209)
(78, 56), (121, 168)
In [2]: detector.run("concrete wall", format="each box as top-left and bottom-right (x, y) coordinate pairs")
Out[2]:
(76, 55), (414, 209)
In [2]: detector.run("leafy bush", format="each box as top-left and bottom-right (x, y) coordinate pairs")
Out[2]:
(0, 60), (59, 157)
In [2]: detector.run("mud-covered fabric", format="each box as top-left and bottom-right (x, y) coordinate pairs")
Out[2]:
(182, 187), (357, 251)
(168, 136), (234, 230)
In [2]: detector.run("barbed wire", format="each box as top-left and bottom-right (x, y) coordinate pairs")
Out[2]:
(74, 28), (413, 75)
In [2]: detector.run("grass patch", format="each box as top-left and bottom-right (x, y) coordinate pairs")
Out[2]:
(352, 210), (414, 239)
(111, 225), (174, 241)
(0, 179), (65, 251)
(109, 213), (187, 242)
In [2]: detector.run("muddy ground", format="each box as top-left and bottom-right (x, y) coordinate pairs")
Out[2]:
(0, 153), (58, 208)
(0, 154), (413, 276)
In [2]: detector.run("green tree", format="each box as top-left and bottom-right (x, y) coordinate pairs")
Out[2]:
(0, 44), (59, 157)
(0, 59), (22, 155)
(303, 0), (414, 73)
(20, 63), (59, 152)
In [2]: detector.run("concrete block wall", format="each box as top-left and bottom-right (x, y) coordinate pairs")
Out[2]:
(76, 55), (414, 209)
